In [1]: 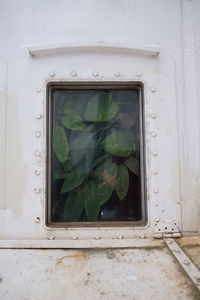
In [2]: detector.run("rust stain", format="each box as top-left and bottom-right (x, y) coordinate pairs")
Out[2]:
(98, 171), (116, 189)
(56, 253), (86, 266)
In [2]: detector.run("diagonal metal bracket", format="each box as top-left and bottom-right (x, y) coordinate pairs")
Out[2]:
(165, 238), (200, 292)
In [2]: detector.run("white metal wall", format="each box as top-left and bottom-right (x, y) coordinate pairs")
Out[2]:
(0, 0), (199, 243)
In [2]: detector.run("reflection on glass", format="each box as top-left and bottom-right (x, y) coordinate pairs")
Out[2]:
(50, 88), (142, 222)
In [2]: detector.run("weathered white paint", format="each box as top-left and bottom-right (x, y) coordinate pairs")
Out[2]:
(0, 0), (199, 240)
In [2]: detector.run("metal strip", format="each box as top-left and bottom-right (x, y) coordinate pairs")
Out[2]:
(164, 238), (200, 291)
(0, 238), (164, 249)
(28, 41), (160, 57)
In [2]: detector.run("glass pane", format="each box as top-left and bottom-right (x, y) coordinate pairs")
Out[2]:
(49, 87), (143, 223)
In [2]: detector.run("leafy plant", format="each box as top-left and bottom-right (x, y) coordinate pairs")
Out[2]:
(52, 91), (140, 222)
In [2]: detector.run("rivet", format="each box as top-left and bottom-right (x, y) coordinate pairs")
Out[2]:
(152, 151), (158, 156)
(150, 87), (156, 93)
(139, 233), (146, 239)
(71, 71), (77, 77)
(35, 150), (41, 157)
(93, 72), (99, 77)
(152, 169), (158, 175)
(35, 114), (42, 120)
(183, 260), (190, 265)
(151, 114), (157, 119)
(72, 236), (78, 240)
(115, 72), (120, 77)
(48, 236), (55, 240)
(36, 88), (41, 93)
(35, 131), (41, 137)
(151, 132), (157, 137)
(117, 235), (124, 239)
(34, 188), (41, 194)
(34, 170), (40, 176)
(94, 235), (101, 240)
(49, 72), (55, 77)
(35, 217), (40, 223)
(153, 189), (159, 194)
(154, 218), (160, 222)
(136, 72), (142, 77)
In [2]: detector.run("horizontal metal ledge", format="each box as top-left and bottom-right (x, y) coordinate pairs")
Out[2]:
(28, 41), (160, 58)
(0, 238), (164, 249)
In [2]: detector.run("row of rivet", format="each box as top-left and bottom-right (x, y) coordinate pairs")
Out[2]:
(44, 71), (144, 79)
(149, 88), (159, 196)
(46, 234), (147, 240)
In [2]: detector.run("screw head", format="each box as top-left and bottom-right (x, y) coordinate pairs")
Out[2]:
(152, 151), (158, 156)
(151, 132), (157, 137)
(71, 71), (77, 77)
(35, 217), (41, 223)
(49, 72), (55, 77)
(150, 87), (156, 93)
(35, 131), (41, 138)
(34, 170), (40, 176)
(152, 169), (158, 175)
(35, 150), (41, 157)
(115, 72), (120, 77)
(139, 233), (146, 239)
(117, 235), (124, 239)
(151, 114), (157, 119)
(93, 72), (99, 77)
(35, 114), (42, 120)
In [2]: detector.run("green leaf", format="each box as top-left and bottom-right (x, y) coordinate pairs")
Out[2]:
(53, 125), (69, 163)
(85, 137), (96, 174)
(67, 131), (95, 168)
(124, 156), (140, 176)
(95, 159), (118, 205)
(61, 108), (86, 130)
(63, 188), (84, 221)
(84, 93), (119, 122)
(92, 153), (110, 168)
(84, 180), (101, 221)
(115, 164), (129, 201)
(100, 130), (135, 157)
(61, 168), (86, 193)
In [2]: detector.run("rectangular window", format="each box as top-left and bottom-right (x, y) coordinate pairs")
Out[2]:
(47, 83), (146, 226)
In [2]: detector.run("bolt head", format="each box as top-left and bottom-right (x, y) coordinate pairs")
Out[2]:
(151, 114), (157, 119)
(115, 72), (120, 77)
(35, 217), (40, 223)
(35, 131), (41, 138)
(49, 72), (55, 77)
(71, 71), (77, 77)
(151, 132), (157, 137)
(152, 151), (158, 156)
(35, 114), (42, 120)
(150, 87), (156, 93)
(93, 72), (99, 77)
(34, 170), (40, 176)
(152, 169), (158, 175)
(35, 150), (41, 157)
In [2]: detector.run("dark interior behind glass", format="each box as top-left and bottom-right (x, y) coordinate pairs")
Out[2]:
(47, 84), (145, 225)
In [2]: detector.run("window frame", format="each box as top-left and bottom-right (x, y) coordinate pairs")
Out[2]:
(46, 81), (147, 228)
